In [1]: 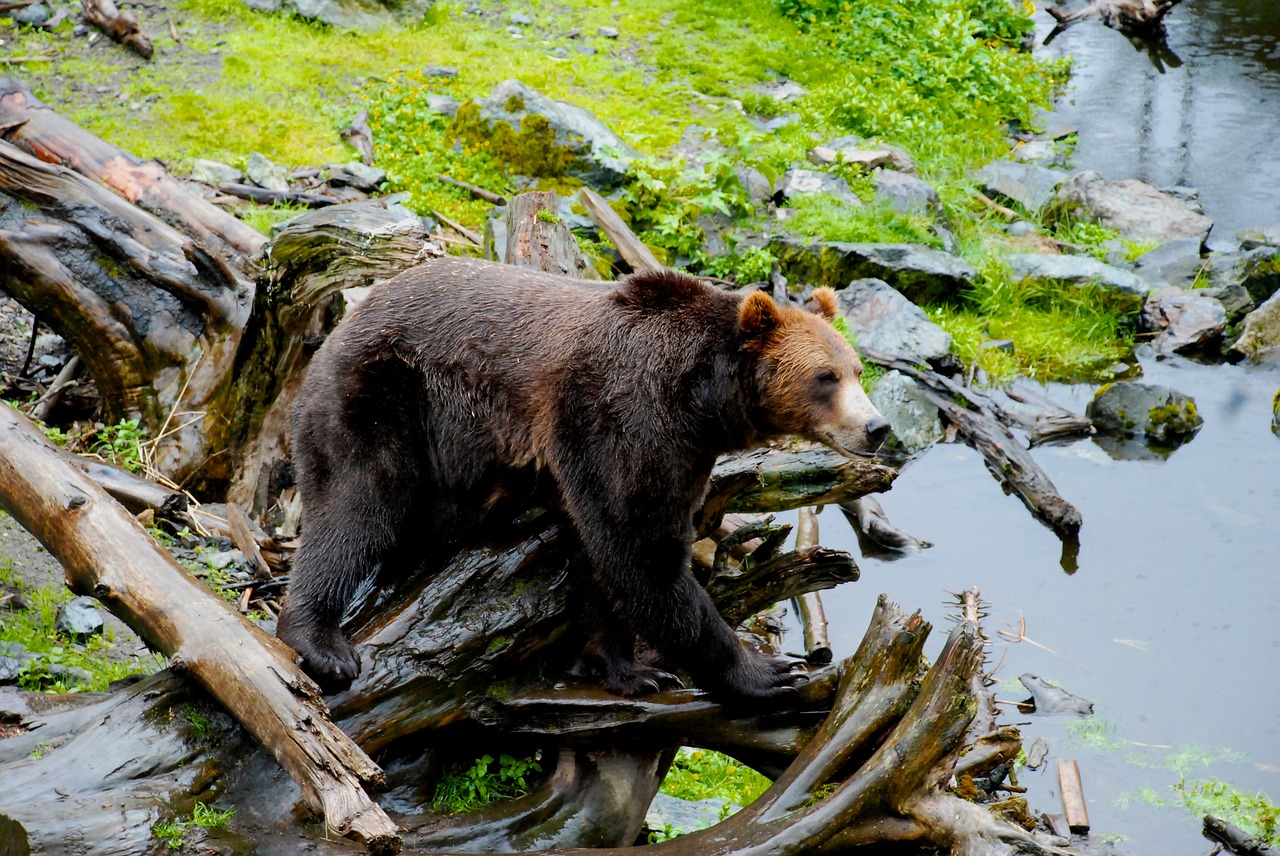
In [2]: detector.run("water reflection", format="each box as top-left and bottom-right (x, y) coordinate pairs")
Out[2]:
(1036, 0), (1280, 239)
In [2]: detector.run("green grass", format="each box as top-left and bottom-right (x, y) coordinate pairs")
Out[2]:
(152, 802), (236, 850)
(660, 748), (772, 809)
(0, 559), (166, 692)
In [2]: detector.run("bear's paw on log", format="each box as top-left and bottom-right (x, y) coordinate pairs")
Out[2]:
(276, 256), (889, 704)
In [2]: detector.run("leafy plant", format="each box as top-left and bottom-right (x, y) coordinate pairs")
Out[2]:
(1173, 779), (1279, 846)
(152, 802), (235, 850)
(89, 418), (148, 473)
(660, 747), (771, 807)
(433, 752), (543, 813)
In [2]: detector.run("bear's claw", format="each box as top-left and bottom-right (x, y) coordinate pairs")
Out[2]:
(601, 663), (684, 697)
(277, 621), (361, 689)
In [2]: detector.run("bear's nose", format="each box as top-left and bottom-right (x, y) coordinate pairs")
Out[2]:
(865, 416), (890, 449)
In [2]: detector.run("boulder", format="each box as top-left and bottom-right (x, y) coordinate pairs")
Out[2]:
(474, 80), (640, 188)
(0, 641), (34, 684)
(774, 169), (860, 208)
(54, 596), (105, 640)
(241, 0), (433, 30)
(1086, 382), (1203, 444)
(1004, 253), (1150, 312)
(1227, 290), (1280, 363)
(1141, 287), (1227, 354)
(245, 152), (289, 192)
(771, 236), (976, 306)
(973, 160), (1065, 213)
(1237, 223), (1280, 251)
(814, 136), (917, 175)
(1132, 237), (1204, 290)
(190, 158), (243, 186)
(872, 169), (943, 218)
(1196, 284), (1254, 325)
(869, 371), (944, 454)
(1204, 247), (1280, 305)
(646, 793), (737, 837)
(426, 94), (460, 117)
(835, 278), (952, 365)
(1052, 171), (1214, 247)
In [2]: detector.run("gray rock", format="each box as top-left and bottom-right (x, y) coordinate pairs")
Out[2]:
(422, 65), (457, 78)
(1086, 381), (1203, 444)
(55, 596), (105, 640)
(1197, 284), (1254, 324)
(1004, 253), (1151, 311)
(869, 371), (944, 453)
(771, 235), (977, 305)
(775, 169), (859, 208)
(241, 0), (433, 30)
(1159, 185), (1204, 215)
(1053, 171), (1214, 247)
(1238, 223), (1280, 251)
(477, 80), (639, 188)
(509, 11), (532, 24)
(872, 169), (942, 217)
(326, 162), (387, 192)
(576, 44), (597, 56)
(822, 136), (916, 175)
(426, 94), (460, 117)
(245, 152), (290, 192)
(973, 160), (1065, 213)
(1133, 237), (1204, 290)
(836, 278), (952, 364)
(755, 79), (806, 102)
(12, 2), (50, 25)
(734, 165), (773, 205)
(190, 158), (244, 185)
(0, 641), (34, 683)
(645, 792), (736, 836)
(754, 114), (798, 133)
(597, 25), (618, 38)
(1141, 287), (1226, 354)
(1227, 289), (1280, 363)
(1205, 247), (1280, 304)
(1006, 220), (1035, 237)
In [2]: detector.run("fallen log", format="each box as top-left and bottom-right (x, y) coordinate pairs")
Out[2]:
(439, 174), (506, 206)
(578, 186), (663, 273)
(1046, 0), (1183, 31)
(0, 404), (400, 852)
(863, 349), (1082, 537)
(218, 181), (338, 208)
(840, 494), (933, 553)
(81, 0), (154, 58)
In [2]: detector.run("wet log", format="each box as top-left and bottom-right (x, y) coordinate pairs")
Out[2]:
(863, 349), (1082, 537)
(0, 404), (400, 852)
(840, 494), (933, 553)
(1203, 815), (1280, 856)
(793, 508), (833, 665)
(1046, 0), (1183, 31)
(81, 0), (153, 58)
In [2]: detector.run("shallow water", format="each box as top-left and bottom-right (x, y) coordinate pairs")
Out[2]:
(786, 356), (1280, 850)
(1035, 0), (1280, 241)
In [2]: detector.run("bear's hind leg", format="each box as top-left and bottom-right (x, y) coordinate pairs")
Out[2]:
(582, 612), (683, 697)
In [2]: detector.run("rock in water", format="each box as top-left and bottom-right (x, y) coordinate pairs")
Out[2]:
(1142, 287), (1227, 354)
(55, 596), (105, 640)
(1086, 382), (1203, 444)
(1052, 171), (1214, 247)
(1229, 290), (1280, 363)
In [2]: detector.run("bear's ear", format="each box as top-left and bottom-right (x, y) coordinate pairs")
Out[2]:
(806, 287), (839, 321)
(739, 290), (781, 342)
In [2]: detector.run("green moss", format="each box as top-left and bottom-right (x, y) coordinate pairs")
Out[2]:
(448, 103), (578, 179)
(485, 634), (513, 654)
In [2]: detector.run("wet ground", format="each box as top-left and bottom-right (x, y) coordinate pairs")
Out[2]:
(1036, 0), (1280, 242)
(792, 355), (1280, 851)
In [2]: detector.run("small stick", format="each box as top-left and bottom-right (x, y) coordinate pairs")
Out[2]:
(18, 315), (38, 379)
(0, 56), (56, 64)
(1057, 759), (1090, 834)
(430, 209), (482, 245)
(227, 502), (273, 583)
(31, 356), (81, 422)
(438, 174), (506, 206)
(974, 191), (1021, 221)
(217, 182), (336, 208)
(167, 13), (180, 42)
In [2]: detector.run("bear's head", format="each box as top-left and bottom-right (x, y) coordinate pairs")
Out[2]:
(740, 287), (890, 455)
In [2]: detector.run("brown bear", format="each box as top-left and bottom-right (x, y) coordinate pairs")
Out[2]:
(276, 256), (888, 703)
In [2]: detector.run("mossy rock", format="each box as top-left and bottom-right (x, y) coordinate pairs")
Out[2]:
(1086, 381), (1203, 443)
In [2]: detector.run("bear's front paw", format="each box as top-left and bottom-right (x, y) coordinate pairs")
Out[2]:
(277, 622), (361, 689)
(600, 661), (685, 697)
(712, 650), (804, 705)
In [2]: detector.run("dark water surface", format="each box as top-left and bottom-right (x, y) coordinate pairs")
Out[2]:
(1035, 0), (1280, 240)
(788, 357), (1280, 851)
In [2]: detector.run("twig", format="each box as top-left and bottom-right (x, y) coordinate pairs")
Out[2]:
(430, 209), (482, 245)
(167, 13), (180, 42)
(31, 356), (81, 422)
(437, 174), (506, 206)
(0, 56), (56, 64)
(996, 613), (1060, 657)
(974, 191), (1021, 221)
(18, 314), (38, 379)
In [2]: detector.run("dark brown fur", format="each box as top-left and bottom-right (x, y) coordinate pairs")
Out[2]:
(276, 256), (886, 701)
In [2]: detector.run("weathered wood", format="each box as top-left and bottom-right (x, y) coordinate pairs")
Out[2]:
(1057, 759), (1090, 834)
(29, 354), (80, 422)
(0, 404), (400, 852)
(793, 508), (832, 665)
(438, 174), (506, 206)
(81, 0), (153, 58)
(228, 502), (273, 582)
(578, 187), (663, 273)
(863, 350), (1082, 537)
(217, 181), (338, 208)
(1046, 0), (1183, 31)
(341, 108), (375, 166)
(1203, 815), (1280, 856)
(840, 494), (933, 552)
(503, 190), (595, 278)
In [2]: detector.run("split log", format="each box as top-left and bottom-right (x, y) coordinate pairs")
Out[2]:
(81, 0), (153, 58)
(578, 187), (663, 273)
(0, 404), (400, 852)
(863, 349), (1082, 537)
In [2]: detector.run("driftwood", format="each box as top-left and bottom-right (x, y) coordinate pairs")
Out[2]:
(81, 0), (153, 58)
(863, 349), (1082, 538)
(1203, 815), (1280, 856)
(0, 405), (400, 852)
(439, 174), (506, 206)
(503, 190), (595, 278)
(579, 186), (663, 273)
(1046, 0), (1183, 31)
(342, 108), (375, 166)
(792, 508), (833, 665)
(217, 181), (338, 208)
(840, 494), (934, 554)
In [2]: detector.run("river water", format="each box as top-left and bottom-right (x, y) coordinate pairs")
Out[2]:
(788, 4), (1280, 850)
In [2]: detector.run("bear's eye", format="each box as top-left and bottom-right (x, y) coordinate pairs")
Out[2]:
(816, 370), (839, 386)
